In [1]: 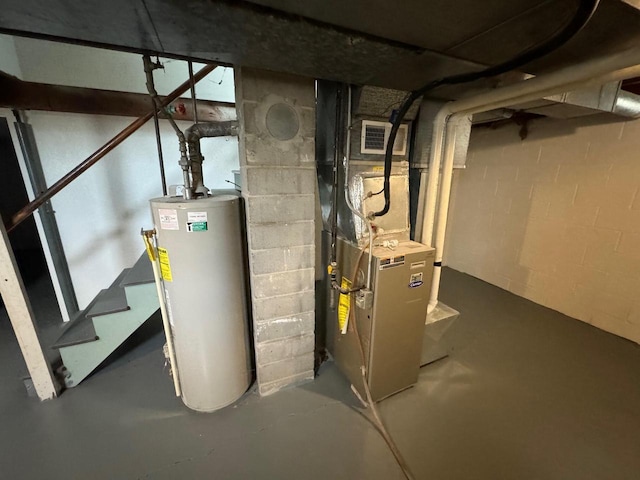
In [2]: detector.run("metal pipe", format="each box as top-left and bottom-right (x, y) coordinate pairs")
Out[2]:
(188, 61), (199, 125)
(12, 110), (79, 317)
(419, 108), (448, 248)
(151, 99), (168, 196)
(143, 56), (192, 200)
(329, 85), (343, 268)
(422, 46), (640, 313)
(142, 229), (181, 397)
(185, 121), (239, 140)
(447, 57), (640, 120)
(612, 89), (640, 118)
(184, 121), (239, 195)
(7, 64), (217, 232)
(428, 118), (462, 311)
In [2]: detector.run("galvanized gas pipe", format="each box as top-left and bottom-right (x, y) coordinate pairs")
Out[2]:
(7, 64), (217, 233)
(421, 46), (640, 313)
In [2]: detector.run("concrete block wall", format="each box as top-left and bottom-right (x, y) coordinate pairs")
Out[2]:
(235, 67), (316, 395)
(444, 115), (640, 344)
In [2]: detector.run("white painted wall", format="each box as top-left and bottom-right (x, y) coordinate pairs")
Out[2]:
(0, 35), (21, 78)
(0, 36), (74, 321)
(12, 38), (235, 102)
(2, 35), (239, 309)
(444, 115), (640, 344)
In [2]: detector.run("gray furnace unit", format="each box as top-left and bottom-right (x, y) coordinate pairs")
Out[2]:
(317, 81), (435, 402)
(327, 235), (434, 401)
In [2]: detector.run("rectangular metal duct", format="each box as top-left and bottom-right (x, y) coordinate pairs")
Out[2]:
(474, 80), (640, 123)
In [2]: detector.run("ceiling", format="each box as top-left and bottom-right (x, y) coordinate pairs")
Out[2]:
(1, 0), (640, 97)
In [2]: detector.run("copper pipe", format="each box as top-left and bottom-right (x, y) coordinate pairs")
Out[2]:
(7, 64), (217, 233)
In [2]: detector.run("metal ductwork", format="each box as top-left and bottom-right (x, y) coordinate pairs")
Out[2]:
(611, 89), (640, 117)
(347, 86), (419, 163)
(474, 80), (640, 123)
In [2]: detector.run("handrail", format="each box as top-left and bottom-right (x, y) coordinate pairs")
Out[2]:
(7, 64), (217, 233)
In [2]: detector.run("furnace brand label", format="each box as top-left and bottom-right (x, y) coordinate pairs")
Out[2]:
(338, 277), (352, 334)
(186, 211), (208, 232)
(379, 255), (405, 270)
(409, 272), (423, 288)
(158, 247), (173, 282)
(158, 209), (179, 230)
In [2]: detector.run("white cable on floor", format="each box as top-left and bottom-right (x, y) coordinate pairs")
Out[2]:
(346, 242), (416, 480)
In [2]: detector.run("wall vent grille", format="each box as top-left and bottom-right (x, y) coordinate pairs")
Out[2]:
(361, 120), (408, 156)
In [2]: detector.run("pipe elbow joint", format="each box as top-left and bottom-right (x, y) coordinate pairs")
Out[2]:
(185, 121), (239, 143)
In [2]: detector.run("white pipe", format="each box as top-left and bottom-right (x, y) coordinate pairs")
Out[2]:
(422, 46), (640, 311)
(145, 235), (181, 397)
(427, 118), (461, 312)
(451, 48), (640, 117)
(422, 47), (640, 249)
(419, 108), (448, 248)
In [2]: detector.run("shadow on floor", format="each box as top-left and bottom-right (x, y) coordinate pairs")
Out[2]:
(1, 268), (639, 480)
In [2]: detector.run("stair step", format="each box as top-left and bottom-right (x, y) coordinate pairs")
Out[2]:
(85, 269), (131, 318)
(120, 253), (154, 287)
(83, 289), (130, 318)
(51, 307), (98, 349)
(59, 282), (159, 388)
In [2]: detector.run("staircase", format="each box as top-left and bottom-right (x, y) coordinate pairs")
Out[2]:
(52, 253), (159, 388)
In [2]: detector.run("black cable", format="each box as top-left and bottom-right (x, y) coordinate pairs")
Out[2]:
(373, 0), (600, 217)
(330, 85), (344, 267)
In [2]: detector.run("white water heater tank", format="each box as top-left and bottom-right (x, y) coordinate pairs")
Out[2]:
(150, 195), (251, 412)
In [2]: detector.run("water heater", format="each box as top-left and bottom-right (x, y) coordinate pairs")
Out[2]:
(150, 195), (251, 412)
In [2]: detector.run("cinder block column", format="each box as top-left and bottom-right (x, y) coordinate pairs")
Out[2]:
(235, 68), (316, 395)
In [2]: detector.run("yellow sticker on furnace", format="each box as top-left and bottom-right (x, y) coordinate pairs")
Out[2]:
(338, 277), (351, 334)
(158, 247), (173, 282)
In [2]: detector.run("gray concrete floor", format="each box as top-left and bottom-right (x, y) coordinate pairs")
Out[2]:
(1, 268), (639, 479)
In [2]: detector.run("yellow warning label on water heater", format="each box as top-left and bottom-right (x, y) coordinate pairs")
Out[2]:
(158, 247), (173, 282)
(338, 277), (351, 334)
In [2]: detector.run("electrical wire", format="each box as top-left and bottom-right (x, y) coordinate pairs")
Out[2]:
(344, 238), (415, 480)
(372, 0), (600, 216)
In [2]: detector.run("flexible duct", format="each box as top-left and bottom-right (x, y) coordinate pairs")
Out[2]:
(612, 90), (640, 117)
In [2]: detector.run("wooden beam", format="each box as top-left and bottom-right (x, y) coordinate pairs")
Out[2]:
(0, 214), (59, 400)
(0, 71), (236, 122)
